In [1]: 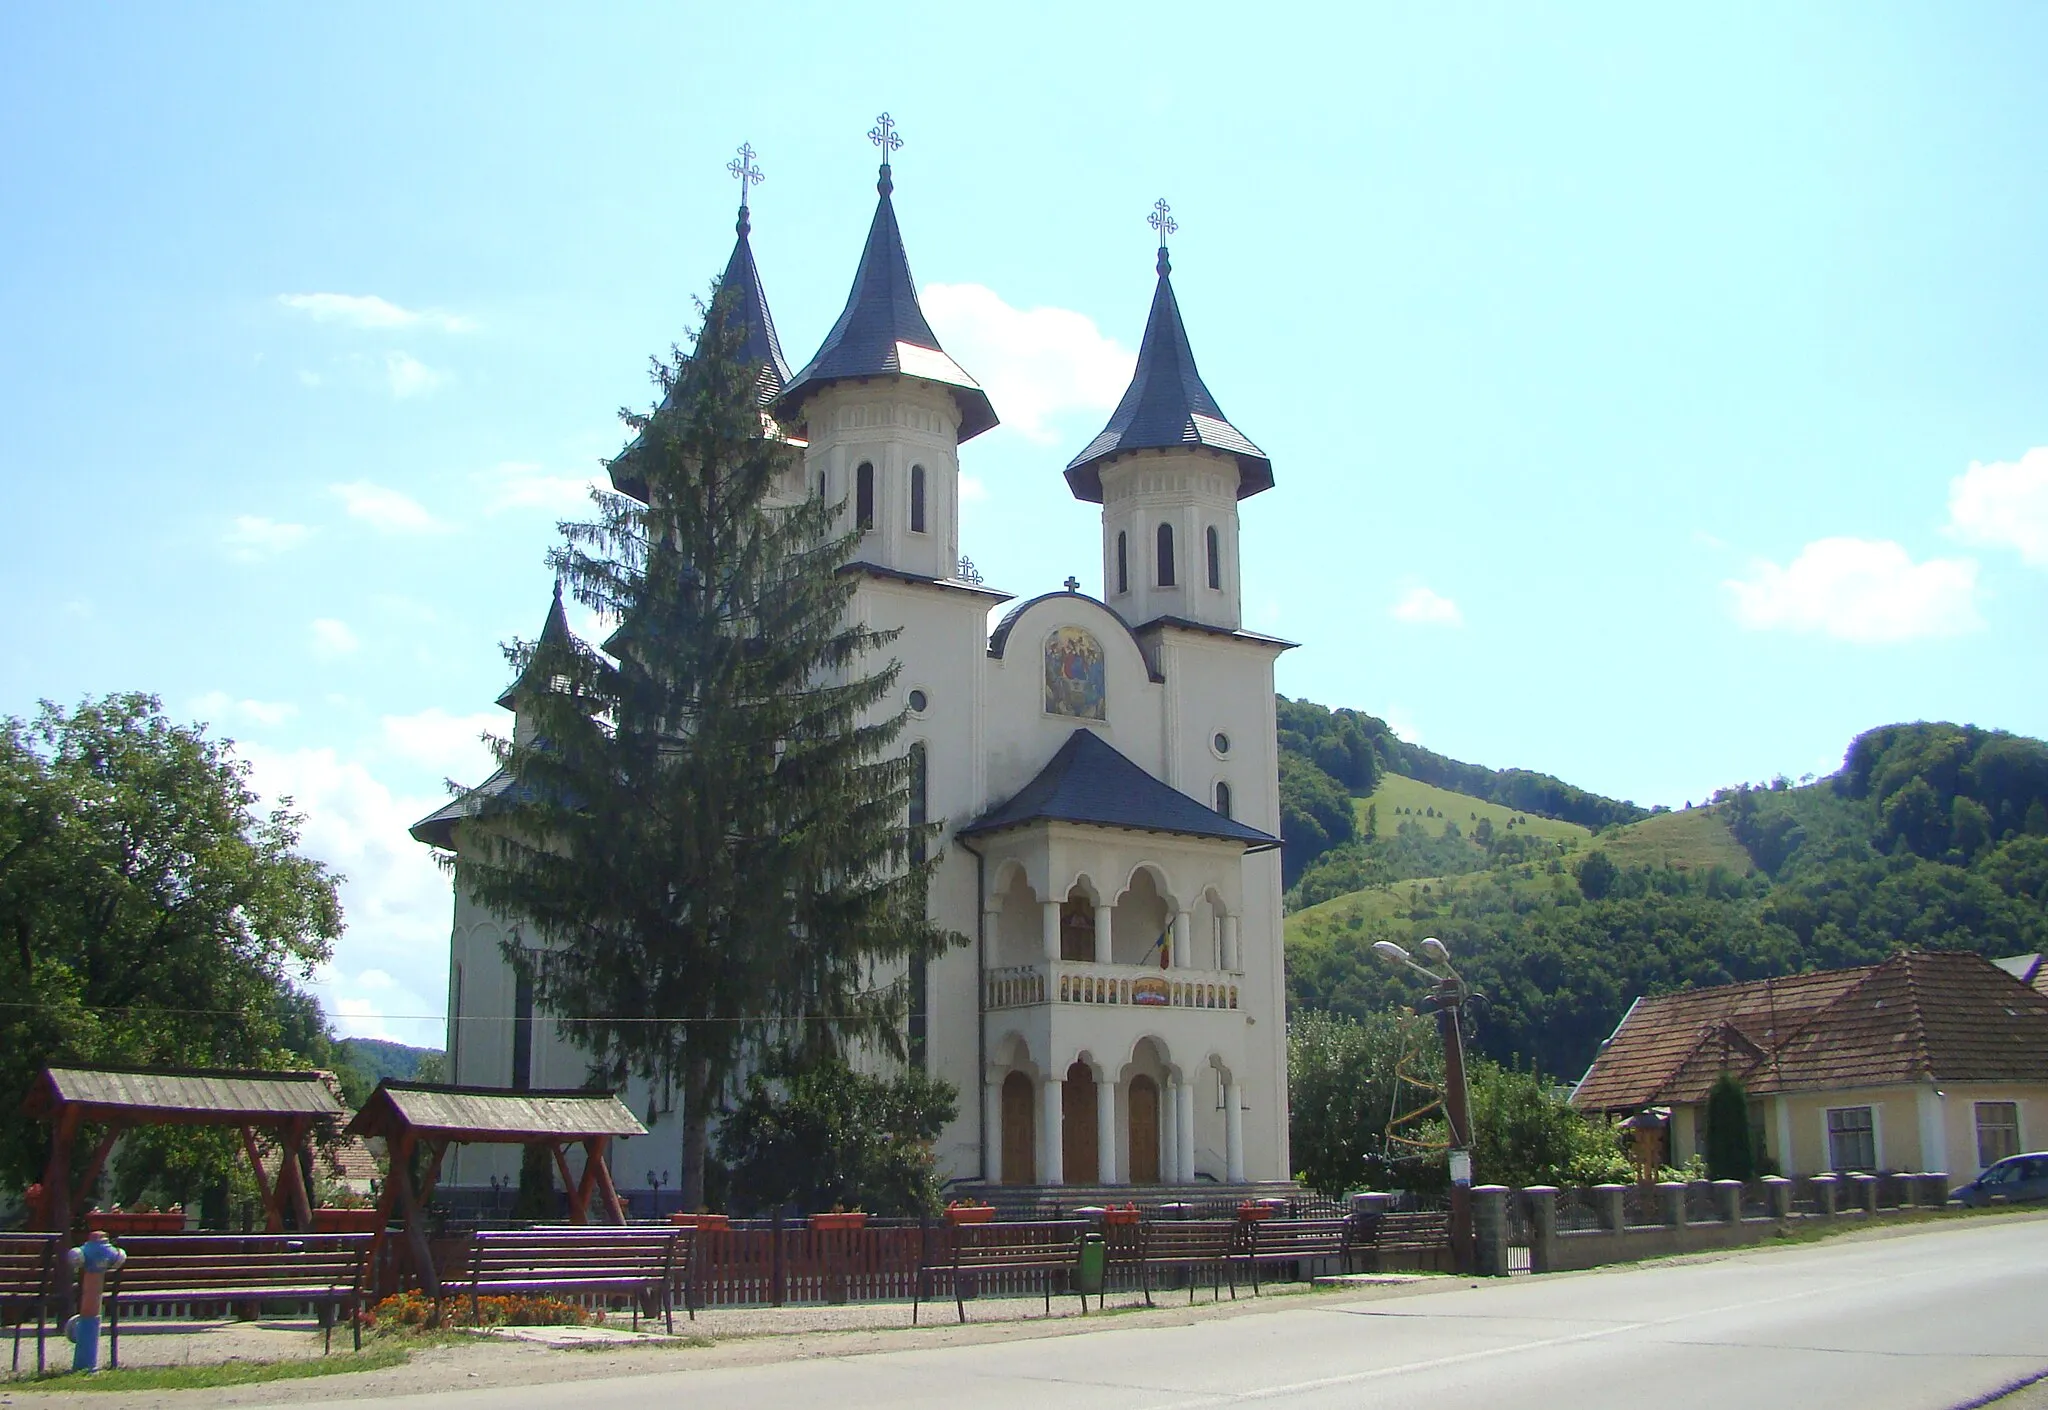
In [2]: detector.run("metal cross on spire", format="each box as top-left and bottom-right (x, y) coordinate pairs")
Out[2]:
(727, 142), (764, 209)
(1149, 198), (1178, 275)
(868, 112), (904, 158)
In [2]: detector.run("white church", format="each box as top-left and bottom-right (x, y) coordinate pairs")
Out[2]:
(414, 131), (1295, 1199)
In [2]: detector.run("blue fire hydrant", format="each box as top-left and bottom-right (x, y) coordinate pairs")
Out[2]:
(64, 1231), (126, 1373)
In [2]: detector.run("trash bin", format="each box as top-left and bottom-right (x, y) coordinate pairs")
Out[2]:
(1075, 1233), (1107, 1297)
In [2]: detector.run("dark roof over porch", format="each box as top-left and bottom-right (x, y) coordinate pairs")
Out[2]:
(344, 1080), (646, 1144)
(21, 1065), (345, 1126)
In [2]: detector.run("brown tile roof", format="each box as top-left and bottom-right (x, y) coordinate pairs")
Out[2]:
(1570, 952), (2048, 1113)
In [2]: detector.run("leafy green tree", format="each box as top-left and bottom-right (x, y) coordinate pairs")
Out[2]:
(1467, 1060), (1632, 1188)
(455, 288), (957, 1212)
(0, 694), (342, 1197)
(717, 1057), (956, 1216)
(1951, 796), (1994, 861)
(1287, 1009), (1446, 1195)
(1278, 754), (1356, 885)
(1703, 1072), (1756, 1182)
(1577, 849), (1617, 900)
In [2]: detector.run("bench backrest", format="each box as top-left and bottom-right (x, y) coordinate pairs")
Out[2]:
(0, 1234), (59, 1298)
(108, 1234), (373, 1298)
(1370, 1211), (1451, 1241)
(1247, 1217), (1354, 1256)
(1143, 1219), (1242, 1259)
(469, 1230), (678, 1281)
(948, 1220), (1084, 1269)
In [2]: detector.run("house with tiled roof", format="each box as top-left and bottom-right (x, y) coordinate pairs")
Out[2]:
(1571, 952), (2048, 1180)
(1995, 953), (2048, 999)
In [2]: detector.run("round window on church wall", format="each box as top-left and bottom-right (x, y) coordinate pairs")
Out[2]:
(1213, 732), (1231, 757)
(908, 689), (929, 714)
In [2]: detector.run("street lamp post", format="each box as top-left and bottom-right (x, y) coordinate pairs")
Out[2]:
(1373, 937), (1476, 1273)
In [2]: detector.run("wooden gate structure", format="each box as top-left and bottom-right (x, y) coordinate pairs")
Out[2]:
(343, 1081), (645, 1296)
(20, 1065), (347, 1235)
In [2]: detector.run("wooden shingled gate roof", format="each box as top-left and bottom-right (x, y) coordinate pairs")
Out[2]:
(22, 1065), (345, 1125)
(343, 1080), (645, 1143)
(1571, 951), (2048, 1115)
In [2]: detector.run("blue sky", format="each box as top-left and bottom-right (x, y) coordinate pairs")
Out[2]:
(4, 4), (2044, 1043)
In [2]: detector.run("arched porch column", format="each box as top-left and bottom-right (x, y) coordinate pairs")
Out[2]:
(1224, 1078), (1246, 1182)
(982, 905), (1002, 967)
(1161, 1077), (1179, 1182)
(1097, 1075), (1119, 1184)
(981, 1070), (1003, 1184)
(1221, 914), (1241, 972)
(1040, 1072), (1065, 1185)
(1093, 902), (1114, 965)
(1175, 1073), (1197, 1181)
(1041, 901), (1061, 962)
(1172, 910), (1193, 969)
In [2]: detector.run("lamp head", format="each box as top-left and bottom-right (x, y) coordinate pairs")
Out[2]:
(1371, 940), (1412, 965)
(1420, 937), (1450, 964)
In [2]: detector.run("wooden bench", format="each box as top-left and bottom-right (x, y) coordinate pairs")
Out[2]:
(1138, 1219), (1242, 1305)
(2, 1232), (60, 1374)
(1356, 1210), (1452, 1271)
(1236, 1216), (1365, 1293)
(105, 1233), (373, 1368)
(916, 1220), (1086, 1325)
(460, 1228), (684, 1331)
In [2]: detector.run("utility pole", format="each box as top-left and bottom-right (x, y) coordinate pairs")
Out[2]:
(1375, 937), (1476, 1273)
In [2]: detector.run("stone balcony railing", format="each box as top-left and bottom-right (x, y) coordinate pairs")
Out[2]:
(983, 960), (1241, 1013)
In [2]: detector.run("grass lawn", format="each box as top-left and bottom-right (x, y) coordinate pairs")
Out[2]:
(1589, 805), (1753, 874)
(1358, 774), (1593, 848)
(8, 1342), (408, 1392)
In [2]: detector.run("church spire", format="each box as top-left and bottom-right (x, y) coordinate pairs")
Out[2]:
(608, 143), (792, 502)
(495, 579), (575, 711)
(776, 114), (998, 442)
(1064, 201), (1272, 503)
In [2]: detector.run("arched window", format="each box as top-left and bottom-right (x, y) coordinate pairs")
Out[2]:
(908, 741), (929, 1066)
(1115, 531), (1128, 595)
(856, 462), (875, 531)
(1157, 522), (1176, 587)
(1215, 781), (1233, 818)
(1207, 525), (1222, 589)
(910, 464), (927, 533)
(818, 470), (827, 500)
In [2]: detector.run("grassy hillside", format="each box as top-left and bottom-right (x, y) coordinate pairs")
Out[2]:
(1361, 774), (1591, 848)
(1592, 805), (1753, 874)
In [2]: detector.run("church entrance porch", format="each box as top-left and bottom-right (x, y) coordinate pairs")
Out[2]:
(1127, 1074), (1161, 1184)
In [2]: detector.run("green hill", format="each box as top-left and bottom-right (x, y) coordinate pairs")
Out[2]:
(1592, 805), (1753, 874)
(1362, 773), (1591, 848)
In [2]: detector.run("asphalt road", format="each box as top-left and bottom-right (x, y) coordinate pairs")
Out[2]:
(279, 1217), (2048, 1410)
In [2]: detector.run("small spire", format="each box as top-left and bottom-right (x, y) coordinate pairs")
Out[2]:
(869, 112), (903, 195)
(1149, 198), (1178, 276)
(728, 141), (764, 235)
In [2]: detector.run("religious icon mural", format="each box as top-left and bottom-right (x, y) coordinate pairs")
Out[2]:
(1044, 626), (1106, 720)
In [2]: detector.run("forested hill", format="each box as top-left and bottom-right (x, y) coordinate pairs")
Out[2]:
(1279, 708), (2048, 1085)
(1276, 696), (1650, 893)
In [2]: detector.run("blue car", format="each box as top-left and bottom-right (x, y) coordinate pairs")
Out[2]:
(1950, 1152), (2048, 1206)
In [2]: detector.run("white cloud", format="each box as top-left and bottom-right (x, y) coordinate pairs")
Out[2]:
(240, 743), (450, 1046)
(331, 480), (443, 534)
(477, 460), (604, 516)
(224, 514), (309, 562)
(1725, 537), (1982, 642)
(277, 293), (474, 334)
(297, 369), (323, 388)
(192, 690), (300, 729)
(311, 618), (360, 658)
(1947, 447), (2048, 567)
(384, 351), (444, 399)
(380, 708), (501, 784)
(920, 283), (1134, 443)
(1390, 585), (1464, 626)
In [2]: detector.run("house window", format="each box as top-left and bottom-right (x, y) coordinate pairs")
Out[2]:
(1826, 1106), (1876, 1172)
(1976, 1101), (2021, 1169)
(1157, 523), (1175, 587)
(1206, 525), (1222, 589)
(1215, 781), (1232, 818)
(1115, 531), (1128, 595)
(856, 462), (875, 530)
(910, 464), (927, 533)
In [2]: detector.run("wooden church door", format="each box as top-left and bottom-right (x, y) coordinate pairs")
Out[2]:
(1063, 1062), (1098, 1184)
(1128, 1075), (1161, 1184)
(1001, 1072), (1036, 1184)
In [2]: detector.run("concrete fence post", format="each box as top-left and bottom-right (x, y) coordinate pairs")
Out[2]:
(1350, 1192), (1392, 1218)
(1811, 1174), (1837, 1218)
(1523, 1186), (1558, 1274)
(1713, 1179), (1743, 1224)
(1658, 1180), (1687, 1228)
(1471, 1185), (1509, 1277)
(1923, 1173), (1950, 1207)
(1763, 1175), (1792, 1222)
(1593, 1183), (1626, 1234)
(1853, 1173), (1879, 1214)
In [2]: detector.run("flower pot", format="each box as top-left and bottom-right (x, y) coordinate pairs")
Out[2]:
(944, 1205), (996, 1224)
(1236, 1204), (1274, 1221)
(808, 1211), (867, 1231)
(671, 1212), (730, 1231)
(94, 1210), (186, 1235)
(1101, 1207), (1141, 1226)
(313, 1208), (383, 1233)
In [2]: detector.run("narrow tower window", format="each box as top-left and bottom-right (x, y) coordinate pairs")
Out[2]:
(910, 464), (927, 533)
(512, 961), (534, 1092)
(1215, 781), (1233, 818)
(908, 742), (929, 1067)
(1116, 531), (1128, 595)
(1157, 522), (1176, 587)
(856, 462), (875, 531)
(1207, 525), (1222, 589)
(818, 470), (827, 500)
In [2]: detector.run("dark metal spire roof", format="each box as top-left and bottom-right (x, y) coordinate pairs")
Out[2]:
(1064, 243), (1272, 502)
(959, 727), (1279, 851)
(608, 206), (790, 501)
(494, 581), (574, 711)
(776, 164), (998, 442)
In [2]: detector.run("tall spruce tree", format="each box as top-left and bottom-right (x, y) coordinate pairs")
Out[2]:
(1704, 1071), (1757, 1182)
(459, 285), (958, 1210)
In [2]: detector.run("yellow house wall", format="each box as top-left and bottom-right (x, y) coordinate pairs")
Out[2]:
(1775, 1087), (1923, 1175)
(1937, 1083), (2048, 1179)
